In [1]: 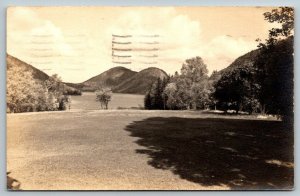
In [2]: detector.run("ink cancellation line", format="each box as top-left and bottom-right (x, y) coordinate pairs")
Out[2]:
(112, 41), (158, 45)
(112, 48), (132, 51)
(112, 34), (132, 38)
(138, 54), (158, 57)
(112, 48), (159, 52)
(112, 61), (132, 64)
(112, 54), (132, 58)
(132, 48), (159, 51)
(112, 34), (160, 38)
(112, 41), (132, 45)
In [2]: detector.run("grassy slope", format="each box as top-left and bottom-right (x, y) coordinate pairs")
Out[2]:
(7, 110), (293, 190)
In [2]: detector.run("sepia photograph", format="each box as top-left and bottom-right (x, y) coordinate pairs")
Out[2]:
(6, 6), (294, 190)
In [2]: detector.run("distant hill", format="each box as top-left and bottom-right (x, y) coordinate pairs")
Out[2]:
(7, 54), (50, 81)
(113, 67), (168, 94)
(7, 54), (81, 95)
(209, 49), (261, 82)
(209, 37), (293, 83)
(79, 66), (137, 91)
(7, 54), (168, 95)
(69, 66), (168, 94)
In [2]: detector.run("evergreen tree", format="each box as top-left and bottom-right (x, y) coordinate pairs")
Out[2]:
(152, 78), (163, 109)
(144, 92), (152, 110)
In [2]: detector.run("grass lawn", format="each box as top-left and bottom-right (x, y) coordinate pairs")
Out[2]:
(7, 110), (293, 190)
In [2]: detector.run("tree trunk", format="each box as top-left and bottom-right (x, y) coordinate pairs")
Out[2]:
(260, 103), (266, 115)
(236, 103), (239, 114)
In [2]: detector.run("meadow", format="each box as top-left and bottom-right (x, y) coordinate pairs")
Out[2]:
(7, 109), (293, 190)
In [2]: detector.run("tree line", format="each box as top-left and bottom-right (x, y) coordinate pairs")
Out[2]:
(6, 66), (80, 113)
(144, 7), (294, 120)
(145, 57), (214, 110)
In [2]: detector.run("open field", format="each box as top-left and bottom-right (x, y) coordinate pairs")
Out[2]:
(70, 92), (144, 110)
(7, 110), (293, 190)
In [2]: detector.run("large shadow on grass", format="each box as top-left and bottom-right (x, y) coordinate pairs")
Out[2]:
(125, 117), (293, 190)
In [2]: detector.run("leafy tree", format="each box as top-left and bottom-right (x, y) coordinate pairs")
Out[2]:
(63, 86), (82, 96)
(163, 82), (185, 110)
(174, 71), (179, 76)
(58, 95), (71, 110)
(96, 87), (112, 109)
(144, 57), (213, 111)
(181, 56), (208, 82)
(257, 7), (294, 47)
(180, 57), (209, 109)
(44, 74), (64, 96)
(7, 65), (49, 112)
(163, 57), (210, 110)
(255, 7), (294, 120)
(191, 80), (214, 110)
(7, 66), (73, 113)
(161, 77), (171, 109)
(214, 67), (260, 114)
(44, 74), (72, 111)
(255, 37), (293, 117)
(211, 70), (218, 76)
(144, 57), (212, 111)
(173, 76), (193, 109)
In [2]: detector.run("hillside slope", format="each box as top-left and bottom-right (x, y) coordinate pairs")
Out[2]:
(7, 54), (50, 81)
(209, 49), (261, 82)
(209, 37), (293, 83)
(7, 54), (80, 94)
(113, 67), (168, 94)
(80, 66), (137, 91)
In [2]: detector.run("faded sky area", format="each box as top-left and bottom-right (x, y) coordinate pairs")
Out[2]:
(7, 7), (278, 83)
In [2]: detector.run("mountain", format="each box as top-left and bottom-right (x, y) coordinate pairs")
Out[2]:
(79, 66), (137, 91)
(7, 54), (81, 95)
(209, 49), (261, 82)
(113, 67), (168, 94)
(210, 37), (293, 83)
(69, 66), (168, 94)
(7, 54), (50, 81)
(7, 54), (168, 95)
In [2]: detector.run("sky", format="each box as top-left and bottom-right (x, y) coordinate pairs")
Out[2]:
(7, 6), (279, 83)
